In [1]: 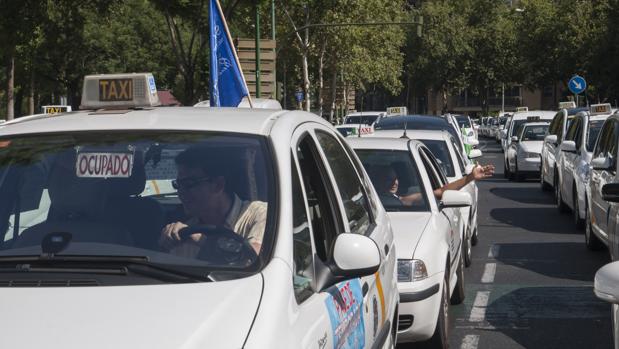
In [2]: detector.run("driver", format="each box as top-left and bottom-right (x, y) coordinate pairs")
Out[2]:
(159, 146), (267, 258)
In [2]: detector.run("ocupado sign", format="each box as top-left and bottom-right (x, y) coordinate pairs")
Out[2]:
(76, 152), (134, 178)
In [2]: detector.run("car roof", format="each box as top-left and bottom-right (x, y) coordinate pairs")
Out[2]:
(511, 110), (556, 119)
(0, 107), (291, 137)
(346, 111), (385, 116)
(347, 136), (421, 151)
(566, 107), (588, 116)
(522, 122), (550, 127)
(373, 129), (451, 141)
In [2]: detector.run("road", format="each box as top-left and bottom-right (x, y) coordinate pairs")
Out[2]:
(445, 138), (613, 349)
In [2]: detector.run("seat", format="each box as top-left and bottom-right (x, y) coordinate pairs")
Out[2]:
(15, 151), (134, 248)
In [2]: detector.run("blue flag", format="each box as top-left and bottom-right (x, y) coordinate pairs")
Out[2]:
(209, 0), (249, 107)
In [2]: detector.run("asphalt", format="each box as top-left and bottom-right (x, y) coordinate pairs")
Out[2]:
(404, 138), (614, 349)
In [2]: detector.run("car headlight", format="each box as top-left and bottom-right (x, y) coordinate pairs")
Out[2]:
(397, 259), (428, 282)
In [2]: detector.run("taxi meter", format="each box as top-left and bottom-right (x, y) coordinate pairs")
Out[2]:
(387, 106), (407, 116)
(80, 73), (160, 109)
(515, 107), (529, 113)
(558, 101), (576, 110)
(42, 105), (72, 114)
(590, 103), (612, 115)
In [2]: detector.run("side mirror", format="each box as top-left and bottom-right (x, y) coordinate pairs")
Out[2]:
(468, 139), (479, 146)
(469, 149), (483, 159)
(560, 140), (577, 153)
(602, 183), (619, 202)
(511, 136), (519, 142)
(595, 261), (619, 304)
(545, 134), (558, 145)
(332, 233), (380, 277)
(591, 157), (613, 171)
(440, 190), (472, 208)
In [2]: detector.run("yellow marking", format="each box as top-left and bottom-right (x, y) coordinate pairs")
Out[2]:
(150, 180), (161, 195)
(374, 272), (386, 324)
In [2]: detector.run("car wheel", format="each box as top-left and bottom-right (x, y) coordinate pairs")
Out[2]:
(450, 254), (465, 305)
(471, 226), (479, 246)
(503, 160), (510, 179)
(514, 161), (524, 182)
(427, 274), (449, 349)
(555, 173), (568, 213)
(463, 228), (472, 267)
(540, 167), (551, 191)
(573, 187), (584, 229)
(585, 205), (604, 251)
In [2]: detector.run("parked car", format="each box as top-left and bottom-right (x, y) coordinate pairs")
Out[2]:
(540, 106), (589, 191)
(0, 73), (399, 349)
(502, 111), (555, 177)
(556, 104), (612, 226)
(505, 122), (550, 181)
(348, 136), (470, 348)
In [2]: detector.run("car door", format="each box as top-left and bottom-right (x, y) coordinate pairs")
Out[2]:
(561, 117), (582, 206)
(543, 112), (563, 184)
(591, 120), (617, 238)
(290, 127), (374, 349)
(313, 128), (395, 348)
(419, 147), (461, 272)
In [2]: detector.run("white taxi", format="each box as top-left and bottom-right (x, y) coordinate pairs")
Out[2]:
(505, 122), (550, 181)
(556, 104), (612, 225)
(502, 111), (555, 176)
(373, 129), (483, 266)
(0, 73), (399, 349)
(348, 137), (471, 348)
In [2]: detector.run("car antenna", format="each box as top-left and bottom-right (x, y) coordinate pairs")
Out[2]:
(400, 122), (409, 139)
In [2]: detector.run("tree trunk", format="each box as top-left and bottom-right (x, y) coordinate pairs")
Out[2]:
(28, 69), (35, 115)
(441, 89), (448, 114)
(329, 66), (338, 123)
(6, 52), (15, 120)
(302, 52), (310, 112)
(317, 41), (326, 118)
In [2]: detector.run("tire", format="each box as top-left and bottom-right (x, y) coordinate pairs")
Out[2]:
(503, 160), (510, 179)
(427, 274), (450, 349)
(450, 254), (465, 305)
(471, 227), (479, 246)
(573, 187), (584, 229)
(555, 173), (568, 213)
(585, 206), (604, 251)
(540, 168), (551, 191)
(514, 161), (524, 182)
(463, 228), (472, 267)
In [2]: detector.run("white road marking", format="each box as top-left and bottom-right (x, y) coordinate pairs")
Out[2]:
(481, 263), (497, 283)
(488, 244), (500, 259)
(460, 334), (480, 349)
(469, 291), (491, 322)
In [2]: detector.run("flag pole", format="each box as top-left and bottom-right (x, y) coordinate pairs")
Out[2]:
(213, 0), (254, 108)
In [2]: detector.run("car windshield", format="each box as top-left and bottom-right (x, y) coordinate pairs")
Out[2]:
(521, 125), (549, 141)
(587, 120), (606, 151)
(355, 149), (430, 212)
(455, 116), (472, 128)
(419, 140), (456, 177)
(345, 115), (380, 125)
(0, 131), (274, 275)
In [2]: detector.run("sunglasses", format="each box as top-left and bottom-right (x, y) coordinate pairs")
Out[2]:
(172, 176), (212, 191)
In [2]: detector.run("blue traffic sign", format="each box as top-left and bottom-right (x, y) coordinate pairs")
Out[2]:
(295, 91), (304, 102)
(568, 75), (587, 95)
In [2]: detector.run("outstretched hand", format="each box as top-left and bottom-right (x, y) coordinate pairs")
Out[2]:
(471, 164), (495, 180)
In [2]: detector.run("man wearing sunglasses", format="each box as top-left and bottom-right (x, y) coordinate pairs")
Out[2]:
(159, 146), (267, 258)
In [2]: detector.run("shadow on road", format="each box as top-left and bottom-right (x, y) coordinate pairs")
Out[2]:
(485, 286), (612, 349)
(495, 242), (610, 282)
(490, 187), (555, 205)
(489, 207), (580, 234)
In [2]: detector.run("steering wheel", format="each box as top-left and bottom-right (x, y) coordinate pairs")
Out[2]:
(178, 225), (257, 265)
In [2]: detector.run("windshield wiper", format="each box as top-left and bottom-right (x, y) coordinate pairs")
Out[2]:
(0, 255), (211, 283)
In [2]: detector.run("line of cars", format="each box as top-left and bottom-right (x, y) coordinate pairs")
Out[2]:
(480, 103), (619, 348)
(0, 73), (488, 349)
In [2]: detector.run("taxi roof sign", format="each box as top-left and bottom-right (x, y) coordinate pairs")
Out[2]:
(387, 106), (407, 116)
(41, 105), (72, 114)
(515, 107), (529, 113)
(590, 103), (612, 116)
(80, 73), (161, 110)
(558, 101), (576, 110)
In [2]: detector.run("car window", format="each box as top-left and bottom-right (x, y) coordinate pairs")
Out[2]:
(355, 149), (430, 212)
(565, 118), (579, 141)
(549, 113), (561, 135)
(594, 120), (614, 159)
(0, 132), (274, 276)
(587, 119), (606, 152)
(522, 125), (549, 141)
(420, 139), (456, 177)
(418, 149), (443, 206)
(315, 131), (372, 235)
(340, 140), (381, 219)
(291, 159), (314, 304)
(450, 138), (467, 174)
(296, 134), (342, 262)
(573, 119), (584, 150)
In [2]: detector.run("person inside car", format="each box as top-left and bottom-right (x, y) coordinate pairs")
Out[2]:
(159, 146), (267, 258)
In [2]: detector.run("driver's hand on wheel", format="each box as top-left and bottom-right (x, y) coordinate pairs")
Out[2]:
(159, 222), (202, 250)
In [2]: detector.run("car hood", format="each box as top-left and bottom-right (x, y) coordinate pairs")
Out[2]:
(387, 211), (432, 259)
(0, 274), (263, 349)
(520, 141), (543, 154)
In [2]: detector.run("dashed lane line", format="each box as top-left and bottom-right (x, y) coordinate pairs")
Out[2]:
(481, 263), (497, 284)
(469, 291), (491, 322)
(488, 244), (500, 259)
(460, 334), (480, 349)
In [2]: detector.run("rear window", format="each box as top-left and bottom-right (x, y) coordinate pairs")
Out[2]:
(355, 149), (430, 212)
(455, 116), (472, 128)
(345, 115), (379, 125)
